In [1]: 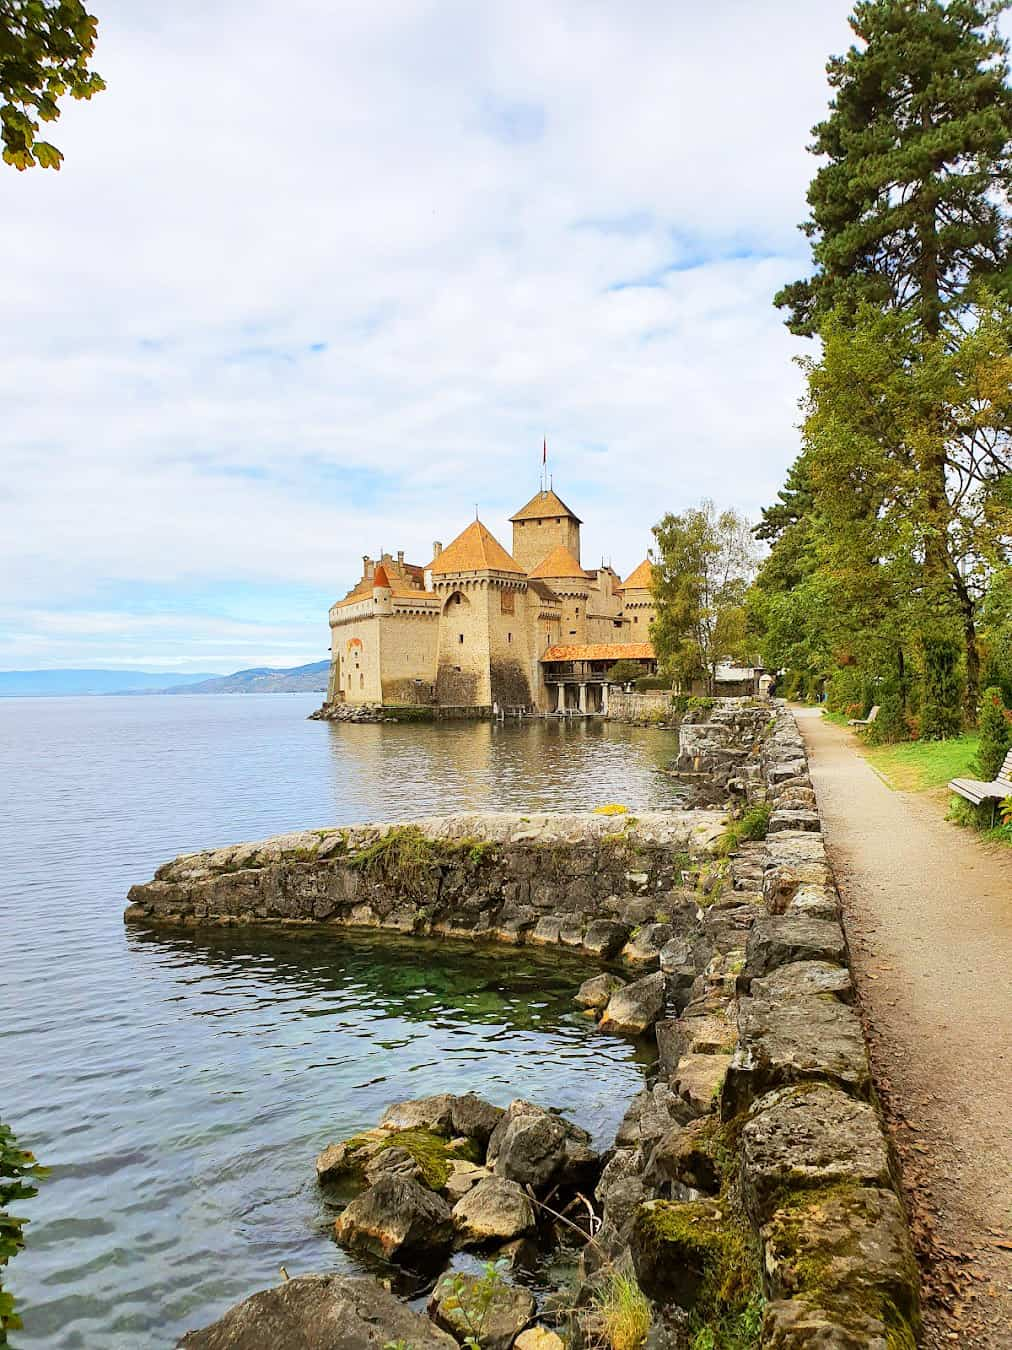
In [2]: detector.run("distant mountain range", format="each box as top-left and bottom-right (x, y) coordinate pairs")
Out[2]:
(0, 661), (329, 698)
(163, 661), (330, 694)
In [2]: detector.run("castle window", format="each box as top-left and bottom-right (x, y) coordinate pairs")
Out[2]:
(507, 632), (512, 644)
(459, 633), (464, 643)
(555, 517), (560, 524)
(501, 589), (515, 615)
(360, 674), (364, 689)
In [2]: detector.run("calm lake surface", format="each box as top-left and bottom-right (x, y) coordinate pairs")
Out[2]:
(1, 695), (686, 1347)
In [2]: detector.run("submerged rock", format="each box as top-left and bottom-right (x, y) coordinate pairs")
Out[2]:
(599, 971), (666, 1035)
(176, 1273), (458, 1349)
(452, 1175), (536, 1246)
(333, 1175), (454, 1261)
(429, 1271), (535, 1350)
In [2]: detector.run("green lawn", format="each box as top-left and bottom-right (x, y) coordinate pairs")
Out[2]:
(863, 734), (980, 792)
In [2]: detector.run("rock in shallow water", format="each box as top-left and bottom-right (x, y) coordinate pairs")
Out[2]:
(176, 1273), (458, 1349)
(428, 1271), (535, 1350)
(574, 972), (626, 1011)
(487, 1100), (598, 1191)
(333, 1175), (454, 1261)
(452, 1175), (536, 1245)
(599, 970), (666, 1035)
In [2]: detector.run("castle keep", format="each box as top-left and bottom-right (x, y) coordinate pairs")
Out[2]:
(323, 488), (657, 716)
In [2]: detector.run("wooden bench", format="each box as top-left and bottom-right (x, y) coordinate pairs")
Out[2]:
(848, 705), (879, 727)
(949, 748), (1012, 826)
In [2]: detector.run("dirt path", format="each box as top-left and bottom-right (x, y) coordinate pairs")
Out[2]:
(795, 707), (1012, 1346)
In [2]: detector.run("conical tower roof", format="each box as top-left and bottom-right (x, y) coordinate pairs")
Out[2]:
(621, 559), (655, 591)
(429, 519), (524, 575)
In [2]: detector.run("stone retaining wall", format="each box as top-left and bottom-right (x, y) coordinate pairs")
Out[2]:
(606, 688), (678, 725)
(593, 704), (920, 1347)
(124, 811), (727, 957)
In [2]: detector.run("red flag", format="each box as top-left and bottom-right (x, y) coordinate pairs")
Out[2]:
(542, 438), (547, 465)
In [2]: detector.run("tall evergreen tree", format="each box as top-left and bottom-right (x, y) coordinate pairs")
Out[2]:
(764, 0), (1012, 720)
(775, 0), (1012, 338)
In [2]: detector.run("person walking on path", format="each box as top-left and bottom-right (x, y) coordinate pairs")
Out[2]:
(795, 706), (1012, 1348)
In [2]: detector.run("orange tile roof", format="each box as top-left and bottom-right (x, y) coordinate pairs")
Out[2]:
(620, 559), (655, 591)
(429, 519), (524, 575)
(528, 544), (592, 581)
(333, 569), (430, 609)
(510, 489), (583, 524)
(542, 642), (655, 662)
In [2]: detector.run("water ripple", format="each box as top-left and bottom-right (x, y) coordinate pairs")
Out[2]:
(1, 695), (672, 1347)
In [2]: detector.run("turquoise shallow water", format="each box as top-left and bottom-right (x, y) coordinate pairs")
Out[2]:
(1, 695), (684, 1347)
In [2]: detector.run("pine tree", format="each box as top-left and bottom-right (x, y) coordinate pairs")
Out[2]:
(775, 0), (1012, 339)
(768, 1), (1012, 721)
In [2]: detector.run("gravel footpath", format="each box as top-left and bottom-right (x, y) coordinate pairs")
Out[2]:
(796, 706), (1012, 1347)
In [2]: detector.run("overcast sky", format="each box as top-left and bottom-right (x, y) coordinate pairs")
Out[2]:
(3, 1), (872, 672)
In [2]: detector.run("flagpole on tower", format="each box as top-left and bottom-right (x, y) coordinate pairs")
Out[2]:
(542, 437), (547, 493)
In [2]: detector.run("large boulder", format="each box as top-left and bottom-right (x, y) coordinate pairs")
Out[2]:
(581, 920), (630, 958)
(176, 1274), (458, 1349)
(644, 1118), (721, 1195)
(599, 971), (666, 1035)
(621, 923), (674, 967)
(741, 1085), (892, 1224)
(672, 1053), (731, 1116)
(722, 995), (872, 1114)
(761, 1299), (893, 1348)
(429, 1271), (535, 1350)
(487, 1100), (598, 1191)
(761, 1187), (920, 1337)
(450, 1093), (505, 1145)
(332, 1175), (454, 1261)
(745, 916), (847, 977)
(380, 1094), (456, 1133)
(574, 972), (626, 1012)
(452, 1175), (536, 1245)
(749, 960), (853, 1004)
(630, 1198), (731, 1306)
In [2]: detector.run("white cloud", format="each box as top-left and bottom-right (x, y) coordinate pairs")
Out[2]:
(1, 0), (870, 668)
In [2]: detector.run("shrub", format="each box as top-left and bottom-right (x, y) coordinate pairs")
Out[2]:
(865, 678), (908, 745)
(607, 660), (648, 685)
(634, 675), (671, 692)
(716, 801), (772, 857)
(920, 636), (964, 740)
(974, 687), (1011, 780)
(825, 667), (864, 714)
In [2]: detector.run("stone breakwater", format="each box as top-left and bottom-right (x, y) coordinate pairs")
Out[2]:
(129, 700), (919, 1349)
(123, 811), (727, 951)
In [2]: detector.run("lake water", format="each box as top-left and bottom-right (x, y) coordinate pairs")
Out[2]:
(1, 695), (685, 1347)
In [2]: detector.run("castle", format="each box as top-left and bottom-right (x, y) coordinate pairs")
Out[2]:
(323, 486), (658, 716)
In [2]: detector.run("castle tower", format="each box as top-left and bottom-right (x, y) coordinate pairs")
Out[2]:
(509, 489), (583, 574)
(428, 519), (533, 709)
(620, 558), (657, 636)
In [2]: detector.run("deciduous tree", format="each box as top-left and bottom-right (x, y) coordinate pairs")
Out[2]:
(1, 0), (105, 171)
(650, 502), (758, 695)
